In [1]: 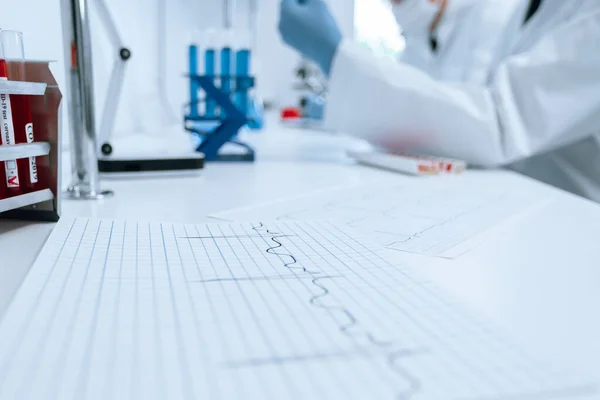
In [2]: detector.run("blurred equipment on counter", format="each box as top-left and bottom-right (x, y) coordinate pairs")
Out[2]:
(184, 0), (263, 162)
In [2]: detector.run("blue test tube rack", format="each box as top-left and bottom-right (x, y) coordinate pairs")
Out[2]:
(185, 45), (258, 162)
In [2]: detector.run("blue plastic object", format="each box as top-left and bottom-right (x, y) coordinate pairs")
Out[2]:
(220, 47), (232, 117)
(186, 71), (258, 160)
(188, 44), (199, 118)
(247, 97), (264, 130)
(186, 41), (260, 162)
(235, 49), (250, 114)
(302, 93), (325, 120)
(205, 49), (216, 117)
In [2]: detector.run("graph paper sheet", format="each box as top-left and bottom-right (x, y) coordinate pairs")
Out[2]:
(210, 174), (546, 258)
(0, 217), (592, 400)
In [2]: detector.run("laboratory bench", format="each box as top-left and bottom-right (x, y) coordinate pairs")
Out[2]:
(1, 122), (600, 392)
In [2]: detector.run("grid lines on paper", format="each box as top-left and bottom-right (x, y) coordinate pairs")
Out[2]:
(0, 217), (591, 400)
(212, 177), (541, 259)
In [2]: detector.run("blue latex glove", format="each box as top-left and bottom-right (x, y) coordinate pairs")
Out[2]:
(279, 0), (343, 76)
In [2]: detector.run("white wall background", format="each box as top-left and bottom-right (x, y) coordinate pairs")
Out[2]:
(2, 0), (356, 141)
(0, 0), (68, 143)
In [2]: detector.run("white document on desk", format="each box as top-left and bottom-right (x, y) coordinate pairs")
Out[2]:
(210, 173), (547, 259)
(0, 217), (592, 400)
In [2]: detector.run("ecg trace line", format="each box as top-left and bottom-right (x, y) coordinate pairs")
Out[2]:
(228, 221), (544, 398)
(222, 348), (378, 369)
(309, 277), (393, 348)
(182, 235), (298, 240)
(384, 196), (510, 251)
(208, 224), (302, 398)
(1, 218), (588, 399)
(224, 222), (357, 398)
(303, 220), (529, 392)
(251, 223), (425, 399)
(312, 221), (559, 390)
(329, 217), (546, 366)
(270, 222), (426, 400)
(290, 220), (507, 393)
(253, 223), (397, 350)
(237, 223), (377, 398)
(189, 275), (343, 284)
(253, 183), (524, 258)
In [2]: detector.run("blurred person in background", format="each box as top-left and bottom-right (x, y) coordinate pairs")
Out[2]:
(394, 0), (519, 83)
(279, 0), (600, 202)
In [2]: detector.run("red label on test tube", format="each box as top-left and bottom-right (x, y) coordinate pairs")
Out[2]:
(0, 58), (22, 196)
(2, 31), (37, 194)
(10, 90), (38, 190)
(0, 59), (6, 199)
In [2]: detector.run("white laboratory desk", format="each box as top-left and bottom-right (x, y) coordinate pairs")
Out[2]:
(2, 122), (600, 392)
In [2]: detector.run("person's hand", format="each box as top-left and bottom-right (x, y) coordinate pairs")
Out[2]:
(391, 0), (448, 34)
(278, 0), (343, 77)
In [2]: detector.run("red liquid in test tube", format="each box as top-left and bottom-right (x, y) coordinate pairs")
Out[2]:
(2, 31), (37, 194)
(0, 58), (6, 199)
(0, 56), (22, 198)
(9, 74), (38, 192)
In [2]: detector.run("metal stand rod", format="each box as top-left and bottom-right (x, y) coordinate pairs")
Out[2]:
(61, 0), (113, 200)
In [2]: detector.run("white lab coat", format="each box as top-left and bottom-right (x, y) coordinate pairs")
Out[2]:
(398, 0), (521, 84)
(324, 0), (600, 201)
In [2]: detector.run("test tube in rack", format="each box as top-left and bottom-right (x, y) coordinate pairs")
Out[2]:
(2, 30), (38, 193)
(0, 32), (21, 197)
(189, 41), (199, 118)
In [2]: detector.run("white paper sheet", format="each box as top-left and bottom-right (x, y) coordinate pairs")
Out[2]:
(210, 174), (546, 258)
(0, 217), (591, 400)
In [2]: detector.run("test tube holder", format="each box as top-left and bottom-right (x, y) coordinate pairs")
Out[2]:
(184, 75), (256, 162)
(0, 62), (63, 222)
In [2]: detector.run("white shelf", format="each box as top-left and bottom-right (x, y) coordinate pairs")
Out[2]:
(0, 142), (51, 162)
(0, 189), (54, 214)
(0, 80), (47, 95)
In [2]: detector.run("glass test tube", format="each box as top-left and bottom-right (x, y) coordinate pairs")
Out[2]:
(204, 29), (217, 118)
(233, 0), (262, 128)
(223, 0), (236, 30)
(205, 48), (216, 117)
(189, 41), (199, 118)
(235, 47), (250, 116)
(2, 31), (38, 193)
(0, 32), (6, 200)
(0, 30), (22, 197)
(220, 33), (233, 118)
